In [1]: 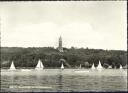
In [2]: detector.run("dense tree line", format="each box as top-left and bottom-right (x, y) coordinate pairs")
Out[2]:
(1, 47), (127, 69)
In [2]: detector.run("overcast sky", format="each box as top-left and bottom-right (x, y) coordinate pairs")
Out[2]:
(0, 1), (127, 50)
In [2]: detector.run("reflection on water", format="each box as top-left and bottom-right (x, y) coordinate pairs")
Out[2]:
(1, 69), (127, 92)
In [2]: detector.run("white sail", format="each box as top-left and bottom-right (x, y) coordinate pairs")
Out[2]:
(61, 63), (64, 69)
(91, 63), (95, 70)
(40, 62), (44, 68)
(36, 60), (41, 68)
(97, 60), (103, 69)
(35, 59), (44, 70)
(9, 61), (16, 70)
(108, 65), (112, 69)
(79, 64), (81, 69)
(120, 65), (123, 69)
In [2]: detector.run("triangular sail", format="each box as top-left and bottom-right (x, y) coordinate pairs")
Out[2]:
(35, 59), (44, 70)
(36, 60), (41, 68)
(91, 63), (95, 69)
(40, 62), (44, 68)
(79, 64), (81, 69)
(120, 65), (123, 69)
(97, 60), (103, 69)
(9, 61), (16, 70)
(61, 63), (64, 69)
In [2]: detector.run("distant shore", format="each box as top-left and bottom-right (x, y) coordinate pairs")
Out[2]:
(1, 67), (127, 69)
(1, 47), (127, 69)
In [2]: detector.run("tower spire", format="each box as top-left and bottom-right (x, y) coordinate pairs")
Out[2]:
(58, 36), (63, 52)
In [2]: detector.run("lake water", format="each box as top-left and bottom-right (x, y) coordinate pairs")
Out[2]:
(1, 69), (127, 92)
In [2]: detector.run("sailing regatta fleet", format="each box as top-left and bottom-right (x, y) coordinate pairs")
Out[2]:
(9, 59), (123, 71)
(7, 37), (125, 71)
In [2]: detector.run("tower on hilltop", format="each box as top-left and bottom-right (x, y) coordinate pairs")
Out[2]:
(58, 36), (63, 52)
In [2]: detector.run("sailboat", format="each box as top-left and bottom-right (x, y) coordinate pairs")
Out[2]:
(91, 63), (95, 70)
(120, 65), (123, 69)
(9, 61), (16, 70)
(35, 59), (44, 70)
(108, 65), (112, 69)
(79, 64), (82, 69)
(97, 60), (103, 71)
(74, 64), (89, 73)
(61, 62), (64, 70)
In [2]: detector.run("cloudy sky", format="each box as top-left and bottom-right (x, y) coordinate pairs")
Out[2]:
(0, 1), (127, 50)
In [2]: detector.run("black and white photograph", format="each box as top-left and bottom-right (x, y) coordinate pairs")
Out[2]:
(0, 1), (127, 92)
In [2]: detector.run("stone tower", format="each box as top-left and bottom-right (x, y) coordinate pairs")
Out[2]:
(58, 36), (63, 52)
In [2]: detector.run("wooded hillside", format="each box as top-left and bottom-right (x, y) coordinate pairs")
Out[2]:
(1, 47), (127, 68)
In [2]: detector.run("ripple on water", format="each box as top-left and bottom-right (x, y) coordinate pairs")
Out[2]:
(1, 69), (127, 92)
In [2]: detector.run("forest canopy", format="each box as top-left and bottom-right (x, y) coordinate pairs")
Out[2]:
(1, 47), (127, 69)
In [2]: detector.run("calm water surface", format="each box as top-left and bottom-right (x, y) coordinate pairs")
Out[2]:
(1, 69), (127, 92)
